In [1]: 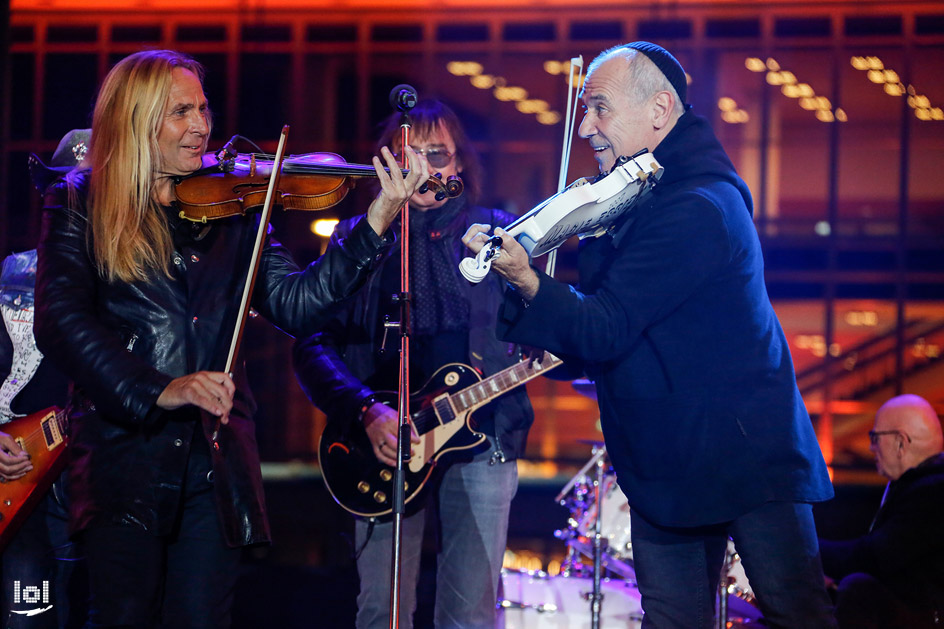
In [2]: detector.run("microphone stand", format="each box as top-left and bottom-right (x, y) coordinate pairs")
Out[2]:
(388, 86), (417, 629)
(590, 443), (605, 629)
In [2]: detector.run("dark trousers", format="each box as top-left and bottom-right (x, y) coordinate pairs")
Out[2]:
(81, 452), (241, 629)
(1, 476), (86, 628)
(630, 501), (837, 629)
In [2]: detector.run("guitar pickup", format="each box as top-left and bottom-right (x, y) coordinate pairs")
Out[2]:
(40, 410), (64, 450)
(431, 394), (456, 426)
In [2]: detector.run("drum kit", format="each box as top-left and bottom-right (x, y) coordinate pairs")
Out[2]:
(498, 430), (763, 628)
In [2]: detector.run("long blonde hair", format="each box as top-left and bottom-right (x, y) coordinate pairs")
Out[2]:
(88, 50), (206, 283)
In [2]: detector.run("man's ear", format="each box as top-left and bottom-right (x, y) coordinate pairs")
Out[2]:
(651, 90), (674, 130)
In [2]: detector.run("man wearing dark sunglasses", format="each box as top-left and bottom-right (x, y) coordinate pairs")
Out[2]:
(294, 99), (535, 628)
(821, 394), (944, 627)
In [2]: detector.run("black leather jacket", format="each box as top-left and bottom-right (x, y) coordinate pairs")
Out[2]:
(293, 203), (534, 461)
(35, 171), (392, 546)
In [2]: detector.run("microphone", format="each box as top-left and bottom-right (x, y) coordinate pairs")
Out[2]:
(215, 135), (239, 162)
(389, 84), (418, 112)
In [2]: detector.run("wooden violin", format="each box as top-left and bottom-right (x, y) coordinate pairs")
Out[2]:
(459, 150), (663, 283)
(174, 151), (463, 222)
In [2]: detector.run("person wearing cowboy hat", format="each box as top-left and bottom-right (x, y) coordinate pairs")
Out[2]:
(27, 128), (91, 194)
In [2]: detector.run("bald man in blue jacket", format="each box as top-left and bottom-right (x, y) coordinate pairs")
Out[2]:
(465, 42), (836, 628)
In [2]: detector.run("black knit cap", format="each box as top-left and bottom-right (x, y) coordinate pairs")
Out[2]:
(622, 41), (687, 105)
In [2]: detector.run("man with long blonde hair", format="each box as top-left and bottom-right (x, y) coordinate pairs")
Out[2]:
(34, 49), (428, 627)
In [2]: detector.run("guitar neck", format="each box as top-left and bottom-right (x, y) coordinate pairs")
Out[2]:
(450, 353), (562, 414)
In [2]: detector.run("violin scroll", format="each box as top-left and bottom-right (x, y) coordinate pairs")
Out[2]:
(420, 173), (464, 201)
(458, 235), (503, 283)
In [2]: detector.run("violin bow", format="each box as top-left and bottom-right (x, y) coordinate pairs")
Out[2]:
(545, 55), (584, 279)
(211, 125), (290, 443)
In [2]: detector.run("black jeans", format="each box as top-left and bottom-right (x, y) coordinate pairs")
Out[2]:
(81, 451), (240, 629)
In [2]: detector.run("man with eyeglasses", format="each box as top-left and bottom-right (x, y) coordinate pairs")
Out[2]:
(820, 394), (944, 628)
(293, 99), (535, 628)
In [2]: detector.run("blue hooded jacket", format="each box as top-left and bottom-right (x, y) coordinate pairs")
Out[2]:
(499, 111), (833, 527)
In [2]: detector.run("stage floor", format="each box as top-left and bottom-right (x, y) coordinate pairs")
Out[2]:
(231, 470), (883, 628)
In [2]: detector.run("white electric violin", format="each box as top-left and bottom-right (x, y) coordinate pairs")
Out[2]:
(459, 56), (665, 284)
(459, 150), (664, 283)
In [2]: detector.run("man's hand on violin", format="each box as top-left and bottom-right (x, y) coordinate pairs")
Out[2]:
(366, 146), (430, 237)
(157, 371), (236, 424)
(462, 224), (540, 301)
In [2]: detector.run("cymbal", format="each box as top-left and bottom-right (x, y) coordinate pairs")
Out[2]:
(576, 438), (605, 447)
(572, 378), (597, 400)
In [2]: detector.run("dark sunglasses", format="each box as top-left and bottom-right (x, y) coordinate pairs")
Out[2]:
(394, 148), (455, 169)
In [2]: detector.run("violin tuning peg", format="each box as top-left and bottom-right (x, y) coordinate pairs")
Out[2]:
(418, 182), (429, 195)
(434, 190), (447, 201)
(434, 172), (443, 179)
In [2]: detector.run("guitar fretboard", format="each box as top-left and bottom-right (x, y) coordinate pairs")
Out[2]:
(453, 353), (562, 413)
(410, 354), (562, 435)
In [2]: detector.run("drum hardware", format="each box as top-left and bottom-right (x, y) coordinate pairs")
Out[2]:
(717, 550), (732, 629)
(498, 597), (559, 614)
(553, 443), (623, 629)
(554, 443), (607, 507)
(587, 444), (606, 629)
(551, 443), (762, 628)
(718, 541), (760, 628)
(497, 569), (643, 628)
(723, 543), (755, 605)
(556, 446), (635, 581)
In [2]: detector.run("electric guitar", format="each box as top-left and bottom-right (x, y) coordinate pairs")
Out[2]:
(0, 406), (68, 551)
(319, 353), (561, 518)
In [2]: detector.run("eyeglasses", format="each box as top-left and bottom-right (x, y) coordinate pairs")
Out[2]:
(394, 147), (455, 169)
(868, 430), (911, 445)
